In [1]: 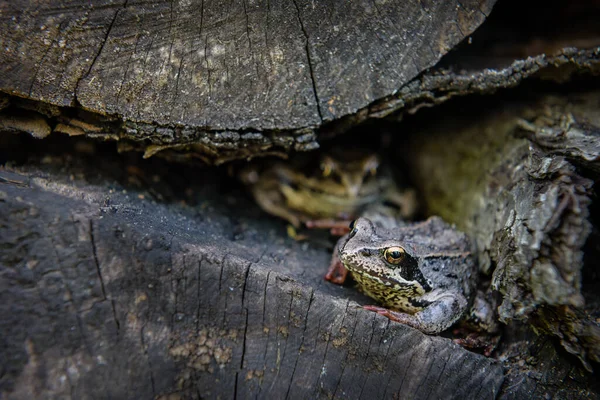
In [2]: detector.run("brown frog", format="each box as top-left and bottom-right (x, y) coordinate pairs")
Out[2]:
(240, 149), (416, 234)
(328, 216), (498, 341)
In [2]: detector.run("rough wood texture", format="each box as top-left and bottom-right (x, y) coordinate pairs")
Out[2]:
(404, 90), (600, 371)
(2, 48), (598, 165)
(0, 161), (504, 399)
(0, 0), (494, 130)
(363, 48), (600, 123)
(496, 323), (600, 399)
(2, 1), (600, 165)
(0, 0), (499, 164)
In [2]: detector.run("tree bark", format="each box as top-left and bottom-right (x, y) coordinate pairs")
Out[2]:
(405, 89), (600, 371)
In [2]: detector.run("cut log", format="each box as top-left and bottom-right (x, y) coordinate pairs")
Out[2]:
(3, 1), (600, 163)
(0, 0), (494, 127)
(0, 162), (504, 399)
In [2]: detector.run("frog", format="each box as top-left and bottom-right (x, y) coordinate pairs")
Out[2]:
(240, 149), (417, 235)
(328, 216), (498, 337)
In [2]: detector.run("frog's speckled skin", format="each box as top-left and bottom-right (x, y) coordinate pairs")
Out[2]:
(240, 151), (416, 229)
(338, 216), (477, 334)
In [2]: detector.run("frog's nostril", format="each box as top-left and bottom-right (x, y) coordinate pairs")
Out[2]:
(360, 250), (370, 257)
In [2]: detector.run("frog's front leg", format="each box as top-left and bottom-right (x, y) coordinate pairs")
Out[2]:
(305, 218), (353, 236)
(364, 291), (468, 335)
(324, 235), (350, 284)
(251, 187), (302, 227)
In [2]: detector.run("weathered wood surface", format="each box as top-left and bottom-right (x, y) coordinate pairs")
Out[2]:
(2, 47), (598, 166)
(404, 90), (600, 371)
(0, 0), (493, 129)
(0, 161), (505, 399)
(334, 0), (600, 131)
(496, 323), (600, 399)
(362, 47), (600, 122)
(3, 1), (600, 164)
(0, 0), (498, 164)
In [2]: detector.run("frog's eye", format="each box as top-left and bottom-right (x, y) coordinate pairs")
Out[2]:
(384, 246), (406, 264)
(363, 156), (379, 177)
(320, 161), (332, 177)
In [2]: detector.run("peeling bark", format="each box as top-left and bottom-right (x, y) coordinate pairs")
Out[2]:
(405, 90), (600, 371)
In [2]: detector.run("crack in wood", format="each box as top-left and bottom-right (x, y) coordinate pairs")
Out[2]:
(356, 315), (379, 399)
(89, 220), (107, 301)
(285, 288), (314, 399)
(195, 253), (208, 330)
(315, 298), (350, 395)
(28, 19), (66, 98)
(75, 0), (129, 102)
(140, 324), (157, 398)
(332, 306), (361, 398)
(291, 0), (323, 122)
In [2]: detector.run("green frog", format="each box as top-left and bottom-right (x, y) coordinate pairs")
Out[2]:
(328, 216), (498, 340)
(240, 149), (416, 234)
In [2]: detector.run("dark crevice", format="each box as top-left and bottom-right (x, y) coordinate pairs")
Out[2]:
(89, 220), (107, 301)
(234, 372), (239, 399)
(241, 264), (252, 306)
(239, 308), (249, 370)
(438, 0), (600, 70)
(140, 325), (157, 398)
(110, 299), (121, 334)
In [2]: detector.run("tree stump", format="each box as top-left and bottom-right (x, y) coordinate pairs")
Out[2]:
(0, 161), (504, 399)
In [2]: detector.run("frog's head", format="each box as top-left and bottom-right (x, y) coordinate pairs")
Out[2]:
(319, 152), (380, 198)
(339, 218), (432, 294)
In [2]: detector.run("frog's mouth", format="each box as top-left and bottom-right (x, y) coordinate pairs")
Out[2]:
(281, 183), (379, 216)
(343, 262), (427, 296)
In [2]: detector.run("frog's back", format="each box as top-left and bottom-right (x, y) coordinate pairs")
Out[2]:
(400, 217), (477, 300)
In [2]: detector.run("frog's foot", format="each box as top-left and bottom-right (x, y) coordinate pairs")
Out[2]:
(286, 225), (308, 241)
(364, 305), (447, 335)
(363, 306), (417, 326)
(305, 218), (353, 236)
(364, 292), (467, 335)
(453, 330), (501, 357)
